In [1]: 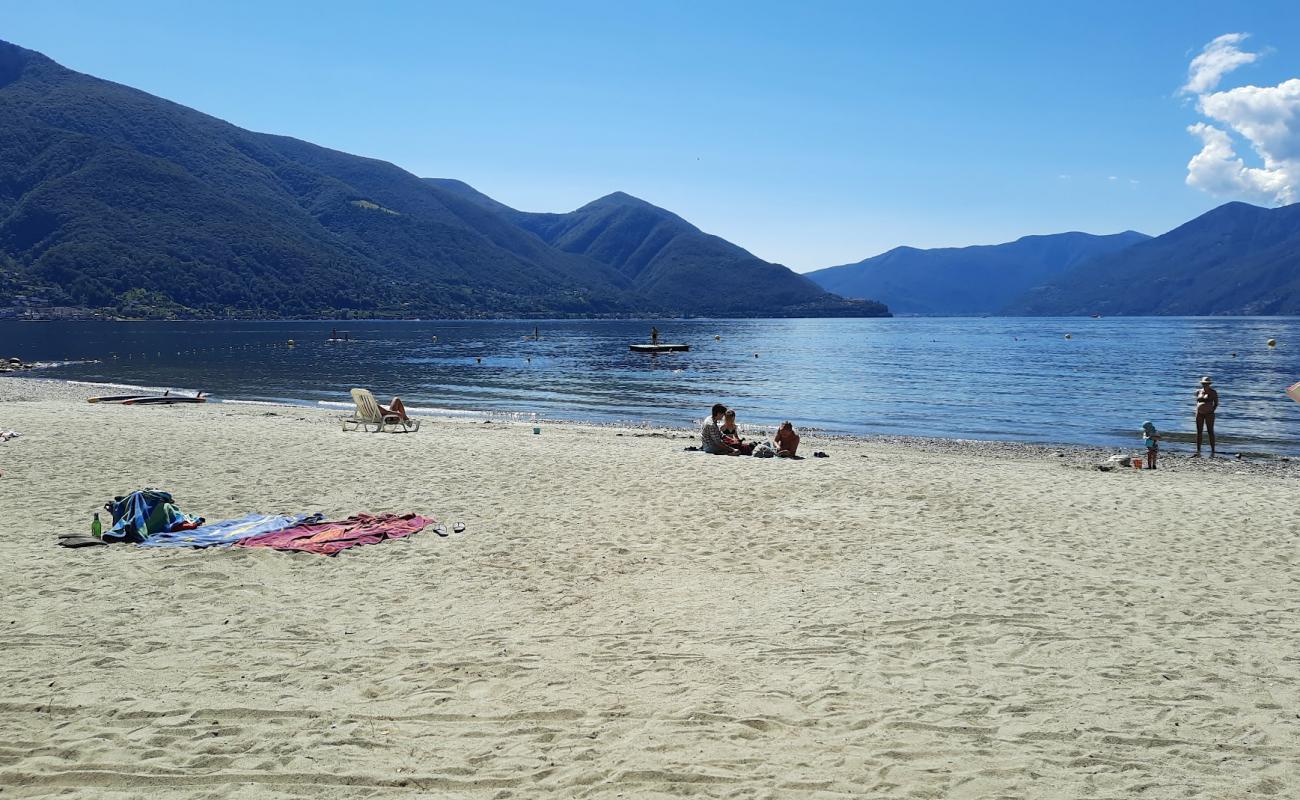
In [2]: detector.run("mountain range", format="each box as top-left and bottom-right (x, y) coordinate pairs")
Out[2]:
(807, 231), (1151, 315)
(808, 200), (1300, 316)
(0, 40), (885, 319)
(1005, 202), (1300, 315)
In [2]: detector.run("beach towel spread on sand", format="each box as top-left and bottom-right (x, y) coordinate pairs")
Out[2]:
(102, 489), (204, 544)
(236, 513), (434, 555)
(137, 512), (326, 548)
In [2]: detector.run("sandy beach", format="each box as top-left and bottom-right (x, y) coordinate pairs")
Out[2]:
(1, 375), (1298, 799)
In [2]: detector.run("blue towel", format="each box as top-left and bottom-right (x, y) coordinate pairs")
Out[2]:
(103, 489), (204, 543)
(138, 512), (324, 548)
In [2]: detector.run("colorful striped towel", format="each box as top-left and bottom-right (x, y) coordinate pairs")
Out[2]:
(139, 512), (324, 548)
(236, 513), (434, 555)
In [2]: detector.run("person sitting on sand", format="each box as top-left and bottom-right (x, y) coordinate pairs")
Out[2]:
(1193, 376), (1218, 457)
(380, 396), (410, 421)
(775, 421), (801, 458)
(720, 409), (756, 456)
(701, 403), (739, 455)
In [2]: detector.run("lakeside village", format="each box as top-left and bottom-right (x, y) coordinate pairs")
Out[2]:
(1, 295), (98, 320)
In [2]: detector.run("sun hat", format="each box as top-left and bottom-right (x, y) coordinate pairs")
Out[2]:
(1200, 376), (1213, 385)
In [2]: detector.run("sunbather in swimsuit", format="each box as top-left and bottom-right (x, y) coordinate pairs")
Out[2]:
(720, 410), (756, 456)
(775, 421), (800, 458)
(380, 397), (409, 421)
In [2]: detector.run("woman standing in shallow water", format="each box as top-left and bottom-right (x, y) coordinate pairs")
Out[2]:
(1193, 376), (1218, 457)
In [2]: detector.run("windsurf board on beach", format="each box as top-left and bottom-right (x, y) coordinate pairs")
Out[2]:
(121, 395), (206, 405)
(88, 394), (154, 404)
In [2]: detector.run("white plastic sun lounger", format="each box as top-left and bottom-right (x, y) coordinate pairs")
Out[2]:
(341, 388), (421, 433)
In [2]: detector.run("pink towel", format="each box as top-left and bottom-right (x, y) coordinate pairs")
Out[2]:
(237, 513), (434, 555)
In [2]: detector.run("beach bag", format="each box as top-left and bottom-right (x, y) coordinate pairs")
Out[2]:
(103, 489), (203, 543)
(752, 443), (775, 458)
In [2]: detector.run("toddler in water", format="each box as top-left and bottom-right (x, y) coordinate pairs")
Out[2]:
(1141, 421), (1160, 470)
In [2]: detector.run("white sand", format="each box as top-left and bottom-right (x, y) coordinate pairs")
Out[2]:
(1, 377), (1298, 798)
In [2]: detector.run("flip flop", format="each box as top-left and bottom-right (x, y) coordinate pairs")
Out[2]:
(813, 451), (830, 458)
(58, 535), (108, 548)
(453, 522), (466, 534)
(431, 524), (449, 537)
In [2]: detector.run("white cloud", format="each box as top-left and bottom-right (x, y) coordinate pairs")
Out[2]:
(1107, 175), (1118, 181)
(1182, 34), (1299, 205)
(1182, 33), (1258, 95)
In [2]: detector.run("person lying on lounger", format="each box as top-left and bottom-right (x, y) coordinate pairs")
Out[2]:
(380, 397), (410, 421)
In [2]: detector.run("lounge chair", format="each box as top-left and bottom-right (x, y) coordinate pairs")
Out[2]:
(342, 388), (421, 433)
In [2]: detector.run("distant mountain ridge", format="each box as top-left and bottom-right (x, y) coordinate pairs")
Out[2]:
(1005, 201), (1300, 315)
(807, 231), (1150, 315)
(477, 189), (855, 316)
(0, 40), (887, 319)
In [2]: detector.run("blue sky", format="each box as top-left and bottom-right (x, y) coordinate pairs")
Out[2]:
(5, 1), (1300, 270)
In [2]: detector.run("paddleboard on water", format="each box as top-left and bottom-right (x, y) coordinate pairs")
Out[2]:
(630, 343), (689, 353)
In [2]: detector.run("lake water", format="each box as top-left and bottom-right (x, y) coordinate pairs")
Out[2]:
(2, 318), (1298, 454)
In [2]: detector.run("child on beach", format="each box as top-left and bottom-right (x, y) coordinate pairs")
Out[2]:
(1141, 421), (1160, 469)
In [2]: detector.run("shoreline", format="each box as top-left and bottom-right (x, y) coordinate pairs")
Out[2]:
(3, 374), (1295, 477)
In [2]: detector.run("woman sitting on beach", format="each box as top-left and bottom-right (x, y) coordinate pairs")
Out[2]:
(720, 410), (756, 456)
(774, 421), (800, 458)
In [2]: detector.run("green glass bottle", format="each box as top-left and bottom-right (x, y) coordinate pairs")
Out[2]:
(91, 512), (102, 539)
